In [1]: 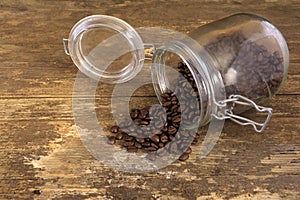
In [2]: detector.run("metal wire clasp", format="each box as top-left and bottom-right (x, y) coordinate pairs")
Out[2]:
(213, 95), (273, 133)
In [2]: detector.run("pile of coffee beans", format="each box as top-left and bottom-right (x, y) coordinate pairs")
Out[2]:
(108, 91), (200, 161)
(108, 62), (201, 162)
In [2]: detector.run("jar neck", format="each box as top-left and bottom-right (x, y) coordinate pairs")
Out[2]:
(151, 41), (226, 127)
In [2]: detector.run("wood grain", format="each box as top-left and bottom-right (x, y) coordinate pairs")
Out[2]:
(0, 0), (299, 199)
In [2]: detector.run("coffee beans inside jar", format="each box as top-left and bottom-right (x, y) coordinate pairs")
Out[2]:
(205, 32), (284, 102)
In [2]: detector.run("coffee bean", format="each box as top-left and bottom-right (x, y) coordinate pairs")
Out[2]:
(136, 137), (145, 143)
(161, 126), (168, 132)
(115, 132), (124, 140)
(127, 146), (138, 153)
(161, 93), (170, 98)
(163, 101), (172, 107)
(145, 147), (157, 151)
(130, 109), (139, 119)
(140, 120), (150, 125)
(134, 118), (142, 125)
(179, 153), (189, 161)
(160, 134), (169, 143)
(123, 141), (134, 147)
(153, 130), (162, 135)
(142, 141), (151, 147)
(135, 142), (142, 149)
(185, 147), (192, 154)
(168, 126), (177, 135)
(110, 125), (119, 133)
(150, 135), (160, 144)
(124, 135), (134, 142)
(139, 108), (149, 119)
(171, 100), (177, 105)
(172, 115), (181, 123)
(158, 142), (165, 148)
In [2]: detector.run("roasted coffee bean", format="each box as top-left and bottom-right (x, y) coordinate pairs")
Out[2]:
(179, 153), (190, 161)
(139, 108), (149, 119)
(127, 146), (138, 153)
(135, 138), (145, 143)
(172, 115), (181, 123)
(115, 132), (124, 140)
(163, 101), (172, 107)
(142, 141), (151, 147)
(123, 141), (134, 147)
(140, 120), (150, 125)
(145, 147), (157, 151)
(153, 130), (162, 135)
(150, 135), (160, 144)
(110, 125), (119, 133)
(124, 135), (134, 142)
(168, 126), (177, 135)
(135, 142), (142, 149)
(130, 109), (139, 119)
(185, 147), (192, 154)
(160, 134), (169, 143)
(134, 118), (142, 125)
(161, 93), (170, 98)
(171, 100), (177, 105)
(161, 126), (168, 132)
(158, 142), (165, 148)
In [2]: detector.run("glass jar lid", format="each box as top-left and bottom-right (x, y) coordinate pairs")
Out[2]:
(63, 15), (145, 83)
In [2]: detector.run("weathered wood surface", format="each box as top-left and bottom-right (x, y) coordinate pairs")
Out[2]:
(0, 0), (299, 199)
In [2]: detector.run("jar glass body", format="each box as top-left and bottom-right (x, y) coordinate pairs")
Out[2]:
(151, 13), (289, 128)
(189, 13), (289, 101)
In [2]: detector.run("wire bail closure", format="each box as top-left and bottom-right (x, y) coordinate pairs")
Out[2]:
(213, 95), (273, 133)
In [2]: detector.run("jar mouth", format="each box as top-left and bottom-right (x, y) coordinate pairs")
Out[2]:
(151, 40), (226, 127)
(67, 15), (145, 83)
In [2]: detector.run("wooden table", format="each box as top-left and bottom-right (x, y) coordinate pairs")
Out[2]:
(0, 0), (299, 199)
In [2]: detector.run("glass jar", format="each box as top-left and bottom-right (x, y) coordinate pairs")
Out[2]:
(151, 13), (289, 132)
(64, 13), (289, 133)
